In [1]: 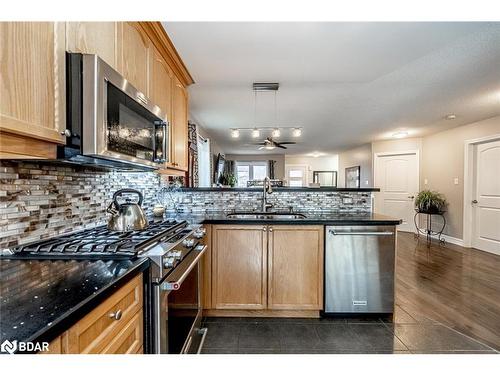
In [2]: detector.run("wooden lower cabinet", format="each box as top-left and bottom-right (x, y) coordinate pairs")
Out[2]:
(212, 225), (267, 310)
(268, 226), (324, 310)
(208, 225), (324, 315)
(41, 274), (143, 354)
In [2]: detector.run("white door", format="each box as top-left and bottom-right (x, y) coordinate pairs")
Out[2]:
(374, 152), (419, 232)
(472, 140), (500, 254)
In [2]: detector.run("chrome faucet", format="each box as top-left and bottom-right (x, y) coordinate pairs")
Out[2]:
(262, 177), (274, 212)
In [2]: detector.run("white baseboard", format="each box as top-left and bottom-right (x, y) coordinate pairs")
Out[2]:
(413, 227), (464, 247)
(440, 234), (464, 247)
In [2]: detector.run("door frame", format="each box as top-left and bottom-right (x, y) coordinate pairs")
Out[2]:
(463, 134), (500, 248)
(373, 150), (420, 221)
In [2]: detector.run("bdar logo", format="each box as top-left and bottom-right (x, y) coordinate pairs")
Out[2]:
(1, 339), (17, 354)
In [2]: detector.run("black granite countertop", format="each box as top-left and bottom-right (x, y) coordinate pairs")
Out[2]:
(168, 211), (402, 226)
(180, 187), (380, 192)
(0, 257), (149, 349)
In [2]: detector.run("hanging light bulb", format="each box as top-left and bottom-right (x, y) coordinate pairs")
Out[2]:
(292, 128), (302, 137)
(272, 128), (281, 138)
(252, 128), (260, 138)
(230, 129), (240, 138)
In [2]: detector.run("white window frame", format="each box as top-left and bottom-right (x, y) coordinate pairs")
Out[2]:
(285, 164), (309, 187)
(235, 161), (269, 187)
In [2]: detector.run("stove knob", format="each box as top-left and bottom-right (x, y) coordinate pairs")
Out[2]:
(163, 257), (175, 268)
(182, 239), (194, 248)
(193, 228), (206, 239)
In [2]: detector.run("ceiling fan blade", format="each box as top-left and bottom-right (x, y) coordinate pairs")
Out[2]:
(276, 141), (296, 145)
(276, 144), (287, 149)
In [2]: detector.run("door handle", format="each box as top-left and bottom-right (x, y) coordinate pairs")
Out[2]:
(160, 245), (207, 290)
(472, 199), (478, 204)
(329, 229), (394, 236)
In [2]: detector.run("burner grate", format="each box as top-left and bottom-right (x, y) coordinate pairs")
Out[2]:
(10, 219), (186, 258)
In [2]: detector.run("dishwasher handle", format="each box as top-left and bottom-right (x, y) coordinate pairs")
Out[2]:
(328, 229), (394, 236)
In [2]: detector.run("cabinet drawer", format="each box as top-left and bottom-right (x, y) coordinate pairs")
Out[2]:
(101, 310), (143, 354)
(65, 274), (143, 354)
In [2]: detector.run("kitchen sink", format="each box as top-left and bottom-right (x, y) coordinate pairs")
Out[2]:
(226, 212), (307, 220)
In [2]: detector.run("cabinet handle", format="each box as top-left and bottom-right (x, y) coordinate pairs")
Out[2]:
(109, 309), (122, 320)
(262, 227), (267, 232)
(269, 228), (273, 232)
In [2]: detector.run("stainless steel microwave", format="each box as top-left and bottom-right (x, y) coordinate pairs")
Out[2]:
(59, 53), (168, 170)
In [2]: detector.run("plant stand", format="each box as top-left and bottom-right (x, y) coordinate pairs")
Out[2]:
(414, 211), (446, 248)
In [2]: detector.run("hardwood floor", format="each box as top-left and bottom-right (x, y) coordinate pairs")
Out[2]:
(395, 232), (500, 350)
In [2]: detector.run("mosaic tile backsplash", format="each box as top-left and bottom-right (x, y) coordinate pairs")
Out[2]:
(172, 190), (372, 214)
(0, 161), (160, 249)
(0, 161), (372, 249)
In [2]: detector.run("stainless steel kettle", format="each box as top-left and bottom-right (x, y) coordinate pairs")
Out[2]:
(107, 189), (149, 232)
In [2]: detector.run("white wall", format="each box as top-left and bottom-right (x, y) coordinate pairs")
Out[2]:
(338, 143), (373, 187)
(285, 155), (339, 185)
(370, 116), (500, 240)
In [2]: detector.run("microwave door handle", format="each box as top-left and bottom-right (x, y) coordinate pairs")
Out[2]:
(163, 121), (168, 163)
(154, 120), (167, 163)
(160, 245), (207, 291)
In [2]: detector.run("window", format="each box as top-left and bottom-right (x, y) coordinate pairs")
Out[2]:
(197, 136), (211, 187)
(235, 161), (268, 187)
(285, 165), (308, 187)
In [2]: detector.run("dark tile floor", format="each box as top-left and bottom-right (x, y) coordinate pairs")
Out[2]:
(200, 316), (498, 354)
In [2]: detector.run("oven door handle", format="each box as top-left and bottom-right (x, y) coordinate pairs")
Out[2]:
(160, 244), (207, 291)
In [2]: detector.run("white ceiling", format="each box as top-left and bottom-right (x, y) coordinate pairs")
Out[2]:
(163, 22), (500, 155)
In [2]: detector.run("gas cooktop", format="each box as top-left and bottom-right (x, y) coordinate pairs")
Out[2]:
(2, 219), (190, 259)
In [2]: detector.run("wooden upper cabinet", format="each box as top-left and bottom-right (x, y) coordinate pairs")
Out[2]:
(116, 22), (151, 96)
(212, 225), (267, 309)
(267, 226), (324, 310)
(0, 22), (66, 153)
(65, 22), (117, 70)
(150, 45), (173, 118)
(171, 76), (189, 171)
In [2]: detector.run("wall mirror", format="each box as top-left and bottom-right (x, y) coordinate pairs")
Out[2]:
(312, 171), (338, 187)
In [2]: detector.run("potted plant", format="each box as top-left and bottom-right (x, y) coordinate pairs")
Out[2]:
(414, 190), (447, 214)
(218, 172), (237, 187)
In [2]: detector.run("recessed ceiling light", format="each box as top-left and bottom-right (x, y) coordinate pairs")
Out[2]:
(272, 128), (281, 138)
(445, 114), (457, 120)
(230, 129), (240, 138)
(292, 128), (302, 137)
(251, 128), (260, 138)
(392, 131), (408, 139)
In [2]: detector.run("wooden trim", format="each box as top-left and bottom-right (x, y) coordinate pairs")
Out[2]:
(0, 116), (65, 145)
(203, 309), (320, 318)
(139, 22), (194, 86)
(0, 131), (57, 159)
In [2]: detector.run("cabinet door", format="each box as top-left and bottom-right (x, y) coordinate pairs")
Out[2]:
(149, 45), (174, 167)
(116, 22), (150, 95)
(0, 22), (66, 150)
(66, 22), (117, 69)
(171, 76), (188, 171)
(212, 225), (267, 309)
(268, 226), (324, 310)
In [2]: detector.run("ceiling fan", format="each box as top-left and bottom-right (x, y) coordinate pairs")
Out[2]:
(254, 137), (296, 150)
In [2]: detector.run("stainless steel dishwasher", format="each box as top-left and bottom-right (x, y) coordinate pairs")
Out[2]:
(324, 225), (396, 314)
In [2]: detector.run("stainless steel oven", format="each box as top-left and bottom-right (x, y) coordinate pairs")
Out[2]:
(152, 240), (208, 354)
(62, 53), (168, 170)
